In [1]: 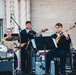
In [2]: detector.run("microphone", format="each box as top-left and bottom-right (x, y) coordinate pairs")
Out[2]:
(10, 14), (13, 22)
(10, 16), (12, 22)
(75, 22), (76, 25)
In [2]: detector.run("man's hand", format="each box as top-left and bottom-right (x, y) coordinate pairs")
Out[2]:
(63, 32), (69, 40)
(13, 48), (18, 52)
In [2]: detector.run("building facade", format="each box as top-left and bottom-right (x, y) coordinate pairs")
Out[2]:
(0, 0), (76, 69)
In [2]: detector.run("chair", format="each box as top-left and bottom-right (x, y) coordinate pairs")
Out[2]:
(50, 52), (73, 75)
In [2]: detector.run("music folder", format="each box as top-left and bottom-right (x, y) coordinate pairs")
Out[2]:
(34, 36), (56, 50)
(20, 34), (34, 43)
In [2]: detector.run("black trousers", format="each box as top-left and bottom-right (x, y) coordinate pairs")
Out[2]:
(45, 49), (67, 73)
(21, 48), (32, 74)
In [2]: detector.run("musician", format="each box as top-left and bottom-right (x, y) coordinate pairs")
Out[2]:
(0, 28), (19, 70)
(20, 21), (37, 74)
(45, 23), (71, 75)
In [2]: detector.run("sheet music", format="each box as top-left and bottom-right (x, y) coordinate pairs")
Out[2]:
(31, 39), (37, 48)
(52, 38), (58, 48)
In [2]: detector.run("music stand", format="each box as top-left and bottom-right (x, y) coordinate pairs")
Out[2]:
(21, 34), (36, 74)
(21, 34), (34, 42)
(20, 34), (34, 50)
(35, 36), (55, 74)
(35, 36), (55, 50)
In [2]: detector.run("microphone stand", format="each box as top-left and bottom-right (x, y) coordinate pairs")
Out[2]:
(11, 17), (22, 75)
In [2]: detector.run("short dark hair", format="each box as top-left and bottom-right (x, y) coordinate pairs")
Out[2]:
(55, 23), (63, 27)
(26, 21), (31, 24)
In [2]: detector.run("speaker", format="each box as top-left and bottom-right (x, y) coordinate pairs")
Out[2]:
(0, 61), (13, 75)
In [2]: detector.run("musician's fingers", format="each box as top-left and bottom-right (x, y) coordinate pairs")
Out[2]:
(13, 48), (18, 52)
(21, 43), (27, 47)
(63, 32), (69, 39)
